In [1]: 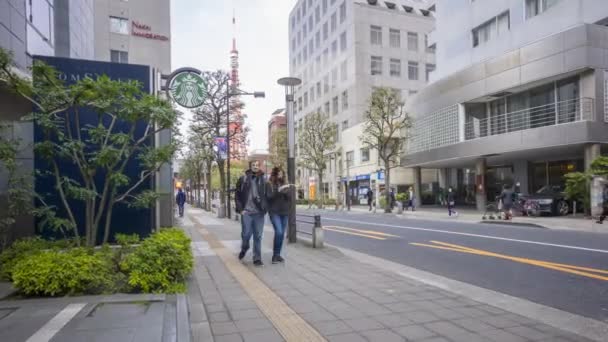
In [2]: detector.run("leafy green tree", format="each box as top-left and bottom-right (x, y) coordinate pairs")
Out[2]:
(564, 156), (608, 215)
(0, 122), (33, 250)
(360, 87), (412, 213)
(0, 48), (178, 246)
(269, 127), (288, 168)
(297, 111), (337, 208)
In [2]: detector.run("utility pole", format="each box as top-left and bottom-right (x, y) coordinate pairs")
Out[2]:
(278, 77), (302, 243)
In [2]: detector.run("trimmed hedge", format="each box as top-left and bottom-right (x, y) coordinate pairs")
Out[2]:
(3, 228), (193, 297)
(0, 237), (74, 281)
(120, 228), (193, 294)
(12, 248), (114, 296)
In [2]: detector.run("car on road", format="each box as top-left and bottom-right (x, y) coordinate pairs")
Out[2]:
(520, 185), (571, 216)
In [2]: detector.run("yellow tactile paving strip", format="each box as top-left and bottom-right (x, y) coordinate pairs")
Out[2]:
(189, 215), (327, 342)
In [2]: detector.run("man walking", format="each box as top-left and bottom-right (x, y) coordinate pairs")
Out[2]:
(176, 187), (186, 217)
(235, 163), (269, 266)
(367, 190), (374, 211)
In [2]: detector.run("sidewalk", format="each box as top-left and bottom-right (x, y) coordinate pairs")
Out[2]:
(181, 206), (604, 342)
(298, 205), (607, 233)
(0, 293), (184, 342)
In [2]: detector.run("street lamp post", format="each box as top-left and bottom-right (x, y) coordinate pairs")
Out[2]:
(225, 88), (265, 219)
(277, 77), (302, 243)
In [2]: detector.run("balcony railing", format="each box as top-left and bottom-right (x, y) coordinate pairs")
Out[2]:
(465, 97), (594, 140)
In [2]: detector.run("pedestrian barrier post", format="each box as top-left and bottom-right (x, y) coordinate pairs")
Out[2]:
(312, 215), (324, 249)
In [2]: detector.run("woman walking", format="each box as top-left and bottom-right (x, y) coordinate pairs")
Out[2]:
(267, 167), (291, 264)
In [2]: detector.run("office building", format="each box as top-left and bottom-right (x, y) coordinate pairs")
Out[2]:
(405, 0), (608, 211)
(289, 0), (435, 202)
(93, 0), (171, 73)
(54, 0), (95, 59)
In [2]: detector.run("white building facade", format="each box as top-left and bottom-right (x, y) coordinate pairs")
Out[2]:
(289, 0), (435, 203)
(406, 0), (608, 213)
(93, 0), (171, 74)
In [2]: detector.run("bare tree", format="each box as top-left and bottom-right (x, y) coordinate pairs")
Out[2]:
(360, 87), (412, 213)
(297, 111), (337, 208)
(191, 70), (247, 215)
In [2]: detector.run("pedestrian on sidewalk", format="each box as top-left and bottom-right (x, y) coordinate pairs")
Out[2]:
(267, 167), (290, 264)
(499, 184), (515, 220)
(596, 184), (608, 224)
(176, 187), (186, 217)
(447, 187), (457, 217)
(367, 190), (374, 211)
(235, 163), (269, 266)
(407, 187), (416, 211)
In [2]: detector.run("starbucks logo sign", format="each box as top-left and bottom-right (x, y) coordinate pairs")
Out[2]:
(168, 71), (206, 108)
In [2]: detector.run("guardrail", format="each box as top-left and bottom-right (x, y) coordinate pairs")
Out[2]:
(465, 97), (594, 140)
(295, 214), (324, 248)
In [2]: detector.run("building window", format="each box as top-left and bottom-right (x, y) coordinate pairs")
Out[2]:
(110, 16), (129, 35)
(315, 6), (321, 23)
(370, 25), (382, 45)
(340, 60), (347, 81)
(316, 31), (321, 49)
(407, 32), (418, 51)
(322, 0), (328, 14)
(408, 61), (419, 80)
(340, 32), (347, 51)
(324, 75), (330, 93)
(331, 40), (338, 59)
(472, 11), (510, 47)
(298, 97), (303, 111)
(303, 23), (307, 38)
(316, 82), (322, 97)
(332, 68), (338, 88)
(310, 86), (315, 102)
(425, 63), (436, 81)
(331, 12), (337, 32)
(526, 0), (560, 19)
(304, 92), (309, 107)
(333, 96), (339, 115)
(371, 56), (383, 75)
(360, 148), (370, 162)
(346, 151), (354, 166)
(342, 90), (348, 110)
(340, 1), (347, 23)
(390, 59), (401, 77)
(110, 50), (128, 63)
(389, 29), (400, 48)
(409, 90), (418, 96)
(341, 120), (349, 132)
(323, 21), (329, 40)
(323, 48), (329, 66)
(324, 101), (330, 115)
(425, 34), (436, 53)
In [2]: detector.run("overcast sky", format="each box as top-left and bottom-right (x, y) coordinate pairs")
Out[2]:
(171, 0), (297, 152)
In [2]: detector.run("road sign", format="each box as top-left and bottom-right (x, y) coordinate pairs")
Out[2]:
(168, 70), (206, 108)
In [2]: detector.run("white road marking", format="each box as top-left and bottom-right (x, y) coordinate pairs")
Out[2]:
(322, 217), (608, 254)
(26, 303), (86, 342)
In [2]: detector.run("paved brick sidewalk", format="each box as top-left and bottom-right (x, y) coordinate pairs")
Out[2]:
(181, 206), (598, 342)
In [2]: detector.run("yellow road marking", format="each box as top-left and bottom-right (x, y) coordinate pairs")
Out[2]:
(323, 227), (387, 240)
(324, 225), (399, 237)
(411, 241), (608, 282)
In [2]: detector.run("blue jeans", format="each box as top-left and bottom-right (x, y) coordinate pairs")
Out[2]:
(269, 214), (288, 257)
(241, 213), (265, 262)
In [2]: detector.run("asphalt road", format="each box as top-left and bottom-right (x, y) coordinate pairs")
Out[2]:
(295, 209), (608, 322)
